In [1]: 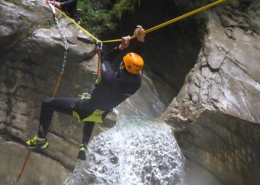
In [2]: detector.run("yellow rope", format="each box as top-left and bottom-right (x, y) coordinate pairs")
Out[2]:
(53, 0), (226, 43)
(101, 0), (227, 43)
(145, 0), (227, 34)
(54, 8), (99, 42)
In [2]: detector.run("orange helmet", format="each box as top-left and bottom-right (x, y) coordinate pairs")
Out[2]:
(123, 52), (144, 74)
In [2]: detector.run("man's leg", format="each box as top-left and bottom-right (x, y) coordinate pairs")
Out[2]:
(82, 122), (95, 145)
(37, 97), (79, 138)
(26, 97), (79, 149)
(77, 122), (95, 160)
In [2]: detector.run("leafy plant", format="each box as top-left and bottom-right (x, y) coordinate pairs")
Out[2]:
(77, 0), (142, 37)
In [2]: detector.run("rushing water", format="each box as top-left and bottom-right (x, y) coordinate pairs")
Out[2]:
(63, 115), (185, 185)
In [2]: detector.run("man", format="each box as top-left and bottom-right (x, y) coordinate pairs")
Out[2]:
(49, 0), (81, 24)
(25, 25), (145, 160)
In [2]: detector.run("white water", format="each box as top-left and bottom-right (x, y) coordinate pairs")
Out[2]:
(63, 115), (185, 185)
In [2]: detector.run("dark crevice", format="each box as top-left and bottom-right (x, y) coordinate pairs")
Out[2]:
(98, 0), (203, 104)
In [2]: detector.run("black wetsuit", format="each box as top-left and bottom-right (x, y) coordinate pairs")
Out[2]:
(60, 0), (80, 22)
(37, 40), (143, 145)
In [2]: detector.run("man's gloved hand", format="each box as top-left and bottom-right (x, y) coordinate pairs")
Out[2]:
(119, 36), (130, 50)
(134, 25), (145, 42)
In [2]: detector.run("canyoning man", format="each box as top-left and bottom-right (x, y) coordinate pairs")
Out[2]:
(25, 25), (146, 160)
(49, 0), (81, 24)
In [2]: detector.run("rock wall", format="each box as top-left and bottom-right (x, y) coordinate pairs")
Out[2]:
(0, 0), (172, 184)
(1, 0), (260, 184)
(0, 0), (98, 183)
(161, 0), (260, 185)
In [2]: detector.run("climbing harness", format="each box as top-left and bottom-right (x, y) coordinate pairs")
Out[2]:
(16, 0), (227, 183)
(78, 92), (91, 100)
(74, 41), (105, 123)
(72, 109), (106, 123)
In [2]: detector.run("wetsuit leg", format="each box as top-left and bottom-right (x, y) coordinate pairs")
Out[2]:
(81, 110), (110, 145)
(81, 122), (95, 145)
(38, 97), (79, 138)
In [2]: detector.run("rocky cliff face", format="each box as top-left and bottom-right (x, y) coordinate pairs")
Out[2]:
(161, 0), (260, 185)
(0, 0), (260, 185)
(0, 0), (99, 184)
(0, 0), (170, 184)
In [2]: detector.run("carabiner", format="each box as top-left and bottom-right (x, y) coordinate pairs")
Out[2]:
(96, 40), (103, 51)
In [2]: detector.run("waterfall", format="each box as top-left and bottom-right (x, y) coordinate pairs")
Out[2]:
(63, 115), (185, 185)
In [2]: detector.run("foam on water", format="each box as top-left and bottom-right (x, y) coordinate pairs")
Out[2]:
(64, 115), (185, 185)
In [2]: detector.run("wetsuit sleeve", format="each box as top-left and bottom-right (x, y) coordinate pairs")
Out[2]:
(61, 0), (76, 7)
(100, 47), (120, 81)
(132, 40), (144, 56)
(101, 47), (120, 63)
(100, 60), (116, 81)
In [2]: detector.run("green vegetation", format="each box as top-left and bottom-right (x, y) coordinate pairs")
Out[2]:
(43, 19), (55, 29)
(78, 0), (141, 37)
(19, 14), (29, 21)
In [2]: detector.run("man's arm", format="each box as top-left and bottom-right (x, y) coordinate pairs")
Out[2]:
(101, 26), (145, 62)
(132, 41), (144, 56)
(101, 48), (120, 63)
(132, 25), (145, 56)
(100, 36), (130, 81)
(102, 36), (130, 63)
(49, 0), (76, 8)
(60, 0), (77, 7)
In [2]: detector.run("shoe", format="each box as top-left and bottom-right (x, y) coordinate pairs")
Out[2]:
(25, 136), (49, 149)
(77, 144), (86, 160)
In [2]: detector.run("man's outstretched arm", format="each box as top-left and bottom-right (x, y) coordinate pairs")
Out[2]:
(133, 25), (145, 55)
